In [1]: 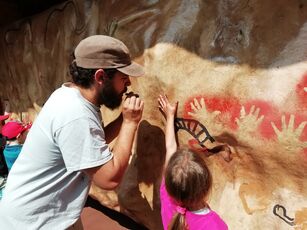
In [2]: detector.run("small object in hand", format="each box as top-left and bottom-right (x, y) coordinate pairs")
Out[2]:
(125, 92), (139, 98)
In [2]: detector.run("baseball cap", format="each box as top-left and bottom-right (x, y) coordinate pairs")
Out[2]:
(1, 121), (32, 139)
(0, 114), (9, 121)
(74, 35), (144, 77)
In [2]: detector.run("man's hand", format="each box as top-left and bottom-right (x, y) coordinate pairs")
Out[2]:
(122, 96), (144, 125)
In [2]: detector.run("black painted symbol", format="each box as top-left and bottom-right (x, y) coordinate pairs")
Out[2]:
(273, 204), (295, 226)
(175, 118), (215, 147)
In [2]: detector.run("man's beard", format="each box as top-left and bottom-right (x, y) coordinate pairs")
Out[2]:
(98, 79), (126, 109)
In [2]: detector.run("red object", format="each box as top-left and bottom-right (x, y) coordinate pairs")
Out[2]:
(1, 121), (31, 139)
(0, 114), (9, 121)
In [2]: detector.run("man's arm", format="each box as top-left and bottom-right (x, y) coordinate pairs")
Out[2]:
(83, 96), (143, 190)
(104, 113), (123, 144)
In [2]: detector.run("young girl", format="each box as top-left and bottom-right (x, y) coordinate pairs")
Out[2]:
(1, 121), (31, 172)
(158, 94), (228, 230)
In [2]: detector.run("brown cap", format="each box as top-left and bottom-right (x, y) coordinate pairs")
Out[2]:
(74, 35), (144, 77)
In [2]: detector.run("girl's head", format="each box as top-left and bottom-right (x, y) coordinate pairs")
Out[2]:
(1, 121), (31, 144)
(165, 148), (212, 230)
(165, 148), (212, 207)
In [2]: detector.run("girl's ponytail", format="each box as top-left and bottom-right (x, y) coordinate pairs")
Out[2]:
(168, 206), (188, 230)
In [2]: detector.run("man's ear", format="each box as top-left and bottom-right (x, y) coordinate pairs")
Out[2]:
(94, 69), (106, 85)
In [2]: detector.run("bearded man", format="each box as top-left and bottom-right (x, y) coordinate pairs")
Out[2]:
(0, 35), (144, 229)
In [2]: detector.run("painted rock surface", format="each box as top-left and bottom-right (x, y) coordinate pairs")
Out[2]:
(0, 0), (306, 229)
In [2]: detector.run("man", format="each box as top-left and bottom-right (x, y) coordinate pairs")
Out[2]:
(0, 35), (145, 229)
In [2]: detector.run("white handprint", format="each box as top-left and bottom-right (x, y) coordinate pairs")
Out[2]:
(188, 97), (222, 132)
(271, 114), (307, 150)
(188, 97), (221, 121)
(235, 105), (264, 135)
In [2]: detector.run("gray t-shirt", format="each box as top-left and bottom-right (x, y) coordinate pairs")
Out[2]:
(0, 83), (113, 229)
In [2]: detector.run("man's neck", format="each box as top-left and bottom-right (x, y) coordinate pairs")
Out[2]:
(66, 82), (99, 107)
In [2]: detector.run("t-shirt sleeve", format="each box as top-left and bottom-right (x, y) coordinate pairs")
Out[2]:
(55, 117), (113, 172)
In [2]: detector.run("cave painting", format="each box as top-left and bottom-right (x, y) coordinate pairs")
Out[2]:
(0, 0), (307, 229)
(174, 117), (215, 146)
(180, 94), (306, 228)
(173, 71), (307, 229)
(126, 37), (307, 226)
(184, 96), (307, 150)
(273, 205), (307, 229)
(175, 117), (232, 162)
(273, 204), (295, 226)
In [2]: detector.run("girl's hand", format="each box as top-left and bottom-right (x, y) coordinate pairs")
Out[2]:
(158, 94), (178, 119)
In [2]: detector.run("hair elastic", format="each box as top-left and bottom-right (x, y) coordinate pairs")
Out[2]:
(176, 206), (186, 215)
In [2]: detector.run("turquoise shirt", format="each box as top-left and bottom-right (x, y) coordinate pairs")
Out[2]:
(3, 145), (22, 171)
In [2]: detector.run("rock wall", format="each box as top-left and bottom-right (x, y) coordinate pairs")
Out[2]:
(0, 0), (306, 229)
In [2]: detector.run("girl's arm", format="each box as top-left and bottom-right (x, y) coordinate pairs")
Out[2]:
(158, 94), (178, 171)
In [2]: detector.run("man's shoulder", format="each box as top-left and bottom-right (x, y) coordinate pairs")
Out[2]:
(37, 85), (101, 130)
(45, 87), (86, 114)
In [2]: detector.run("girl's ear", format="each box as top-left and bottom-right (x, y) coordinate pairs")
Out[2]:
(94, 69), (106, 85)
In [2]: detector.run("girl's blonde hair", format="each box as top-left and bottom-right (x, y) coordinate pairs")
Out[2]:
(165, 148), (212, 230)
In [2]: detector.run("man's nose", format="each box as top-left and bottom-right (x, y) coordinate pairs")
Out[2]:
(126, 77), (131, 86)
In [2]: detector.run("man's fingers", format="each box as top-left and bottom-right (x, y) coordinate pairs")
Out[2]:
(136, 98), (145, 111)
(123, 95), (139, 109)
(134, 97), (141, 108)
(125, 92), (139, 99)
(139, 101), (144, 111)
(123, 97), (130, 106)
(128, 95), (136, 106)
(128, 97), (144, 112)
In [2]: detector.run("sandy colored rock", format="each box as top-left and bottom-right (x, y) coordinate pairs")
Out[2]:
(0, 0), (306, 229)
